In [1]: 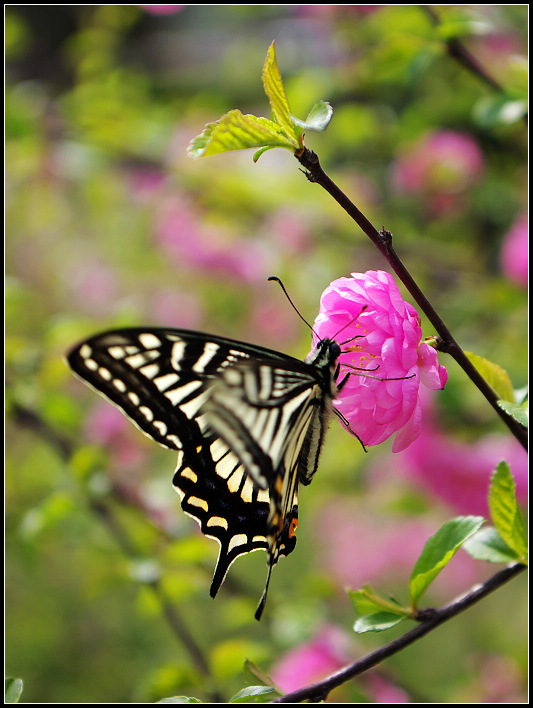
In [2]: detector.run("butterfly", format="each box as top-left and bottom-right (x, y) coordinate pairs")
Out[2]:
(67, 324), (342, 619)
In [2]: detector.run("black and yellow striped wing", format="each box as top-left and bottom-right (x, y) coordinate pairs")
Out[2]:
(67, 327), (340, 618)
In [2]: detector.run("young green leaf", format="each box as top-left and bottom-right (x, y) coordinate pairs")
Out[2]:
(464, 351), (515, 402)
(409, 516), (485, 607)
(5, 678), (23, 704)
(157, 697), (203, 704)
(261, 41), (294, 136)
(243, 659), (283, 694)
(349, 585), (411, 618)
(230, 686), (279, 703)
(291, 101), (333, 132)
(188, 41), (332, 161)
(463, 525), (523, 563)
(497, 398), (528, 428)
(488, 462), (527, 562)
(354, 612), (407, 634)
(187, 110), (297, 159)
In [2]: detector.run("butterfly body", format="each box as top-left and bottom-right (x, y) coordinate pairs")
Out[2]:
(67, 327), (341, 618)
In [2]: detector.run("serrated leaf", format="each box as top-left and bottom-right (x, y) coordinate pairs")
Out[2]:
(188, 110), (297, 159)
(230, 686), (278, 703)
(261, 41), (294, 136)
(488, 462), (527, 562)
(464, 351), (515, 402)
(497, 399), (528, 428)
(291, 101), (333, 132)
(463, 525), (522, 563)
(5, 678), (23, 704)
(354, 612), (406, 634)
(409, 516), (485, 607)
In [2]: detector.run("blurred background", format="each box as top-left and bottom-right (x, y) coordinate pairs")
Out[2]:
(6, 5), (527, 703)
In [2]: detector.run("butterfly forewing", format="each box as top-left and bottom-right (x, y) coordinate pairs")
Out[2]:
(67, 327), (340, 618)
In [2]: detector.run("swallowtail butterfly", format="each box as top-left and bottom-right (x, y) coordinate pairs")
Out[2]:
(67, 326), (342, 619)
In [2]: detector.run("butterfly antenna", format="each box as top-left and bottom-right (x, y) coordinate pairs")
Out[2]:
(268, 276), (316, 334)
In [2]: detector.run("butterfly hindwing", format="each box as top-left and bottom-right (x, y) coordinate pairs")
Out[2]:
(67, 328), (318, 615)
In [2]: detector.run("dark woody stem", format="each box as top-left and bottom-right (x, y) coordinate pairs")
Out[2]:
(296, 148), (527, 451)
(272, 562), (526, 703)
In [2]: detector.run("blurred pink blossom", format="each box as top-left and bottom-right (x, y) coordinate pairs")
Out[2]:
(126, 166), (167, 202)
(475, 655), (526, 703)
(67, 259), (119, 317)
(149, 288), (205, 329)
(154, 197), (273, 282)
(500, 213), (528, 287)
(84, 402), (148, 470)
(312, 271), (447, 452)
(138, 5), (184, 15)
(270, 626), (350, 693)
(391, 131), (484, 215)
(367, 675), (409, 703)
(263, 207), (312, 255)
(317, 501), (479, 596)
(295, 5), (383, 17)
(399, 421), (528, 518)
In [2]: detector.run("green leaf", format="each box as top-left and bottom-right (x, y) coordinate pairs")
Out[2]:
(242, 659), (282, 693)
(157, 697), (203, 704)
(409, 516), (485, 607)
(187, 110), (297, 159)
(291, 101), (333, 132)
(488, 462), (527, 562)
(349, 585), (411, 618)
(463, 525), (523, 563)
(261, 41), (294, 136)
(464, 351), (515, 402)
(473, 95), (528, 128)
(230, 686), (279, 703)
(5, 678), (23, 704)
(497, 398), (528, 428)
(354, 612), (407, 634)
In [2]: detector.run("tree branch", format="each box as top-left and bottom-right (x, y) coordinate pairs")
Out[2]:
(296, 148), (527, 451)
(273, 562), (526, 703)
(10, 398), (222, 700)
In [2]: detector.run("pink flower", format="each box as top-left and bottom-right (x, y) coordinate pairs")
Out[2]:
(270, 626), (350, 693)
(312, 271), (447, 452)
(500, 214), (528, 287)
(391, 131), (484, 215)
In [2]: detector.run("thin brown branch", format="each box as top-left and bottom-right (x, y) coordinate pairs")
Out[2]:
(9, 398), (221, 699)
(273, 562), (526, 703)
(422, 6), (504, 93)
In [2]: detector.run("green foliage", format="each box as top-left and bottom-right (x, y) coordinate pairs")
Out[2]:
(497, 397), (528, 428)
(488, 462), (527, 562)
(5, 678), (23, 704)
(409, 517), (485, 608)
(464, 351), (515, 402)
(351, 516), (486, 633)
(188, 42), (332, 161)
